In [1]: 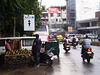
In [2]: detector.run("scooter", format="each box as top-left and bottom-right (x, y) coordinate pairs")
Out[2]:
(40, 47), (54, 66)
(32, 47), (54, 66)
(64, 44), (70, 53)
(82, 48), (94, 63)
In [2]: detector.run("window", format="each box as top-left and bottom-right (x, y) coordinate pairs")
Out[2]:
(22, 39), (34, 46)
(57, 13), (61, 17)
(59, 19), (62, 22)
(70, 13), (75, 17)
(37, 25), (47, 31)
(42, 19), (48, 21)
(0, 40), (5, 46)
(42, 13), (48, 18)
(51, 24), (56, 28)
(92, 22), (97, 26)
(56, 19), (58, 22)
(62, 18), (66, 21)
(70, 18), (75, 21)
(50, 13), (53, 17)
(57, 24), (62, 28)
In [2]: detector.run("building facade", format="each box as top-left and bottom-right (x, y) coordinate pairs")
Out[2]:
(41, 6), (67, 32)
(77, 11), (100, 35)
(95, 11), (100, 18)
(66, 0), (76, 29)
(77, 17), (100, 35)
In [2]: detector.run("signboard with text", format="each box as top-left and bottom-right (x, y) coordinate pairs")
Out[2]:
(24, 15), (35, 31)
(68, 27), (73, 33)
(49, 8), (59, 13)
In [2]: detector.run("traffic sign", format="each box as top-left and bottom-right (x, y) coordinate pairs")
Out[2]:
(24, 15), (35, 31)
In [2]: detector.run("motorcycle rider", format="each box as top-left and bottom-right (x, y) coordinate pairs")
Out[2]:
(63, 36), (70, 49)
(72, 35), (76, 46)
(81, 35), (91, 57)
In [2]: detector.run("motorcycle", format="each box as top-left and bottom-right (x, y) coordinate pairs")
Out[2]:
(82, 48), (94, 63)
(72, 38), (77, 49)
(64, 44), (70, 53)
(32, 47), (54, 66)
(72, 42), (77, 49)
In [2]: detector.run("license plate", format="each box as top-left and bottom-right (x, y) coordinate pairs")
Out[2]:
(87, 52), (92, 54)
(66, 48), (69, 49)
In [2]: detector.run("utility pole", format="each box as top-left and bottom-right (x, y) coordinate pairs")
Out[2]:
(12, 17), (16, 37)
(60, 6), (63, 27)
(66, 0), (69, 25)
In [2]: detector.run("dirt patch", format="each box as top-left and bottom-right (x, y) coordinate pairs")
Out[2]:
(91, 42), (100, 46)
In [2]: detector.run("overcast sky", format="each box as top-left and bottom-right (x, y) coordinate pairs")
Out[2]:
(38, 0), (100, 20)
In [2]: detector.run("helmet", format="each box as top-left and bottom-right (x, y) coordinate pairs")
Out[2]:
(85, 35), (88, 38)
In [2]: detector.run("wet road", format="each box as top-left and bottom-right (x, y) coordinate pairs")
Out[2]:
(0, 43), (100, 75)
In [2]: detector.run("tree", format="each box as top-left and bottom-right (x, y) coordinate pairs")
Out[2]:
(42, 5), (46, 11)
(62, 24), (69, 31)
(0, 0), (42, 37)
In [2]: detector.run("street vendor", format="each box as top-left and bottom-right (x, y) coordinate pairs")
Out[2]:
(5, 39), (11, 52)
(32, 34), (42, 67)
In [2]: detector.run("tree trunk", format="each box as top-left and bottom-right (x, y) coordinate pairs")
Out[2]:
(12, 17), (16, 37)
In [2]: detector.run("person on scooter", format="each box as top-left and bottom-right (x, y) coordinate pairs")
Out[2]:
(81, 35), (91, 57)
(72, 35), (76, 46)
(32, 34), (42, 67)
(63, 36), (70, 49)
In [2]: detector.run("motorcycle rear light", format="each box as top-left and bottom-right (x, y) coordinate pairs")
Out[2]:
(66, 45), (69, 47)
(88, 49), (91, 52)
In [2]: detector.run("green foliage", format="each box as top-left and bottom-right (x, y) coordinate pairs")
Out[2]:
(0, 0), (42, 36)
(61, 24), (69, 31)
(42, 5), (46, 11)
(15, 32), (20, 37)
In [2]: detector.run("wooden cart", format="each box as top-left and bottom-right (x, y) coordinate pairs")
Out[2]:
(3, 54), (32, 69)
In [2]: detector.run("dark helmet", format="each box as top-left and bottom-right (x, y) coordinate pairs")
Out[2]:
(35, 34), (39, 38)
(6, 39), (10, 42)
(86, 35), (88, 38)
(66, 37), (68, 39)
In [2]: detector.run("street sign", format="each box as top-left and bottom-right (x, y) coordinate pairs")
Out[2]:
(24, 15), (35, 31)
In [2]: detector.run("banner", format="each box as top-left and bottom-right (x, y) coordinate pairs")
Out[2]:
(68, 27), (73, 33)
(49, 8), (59, 13)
